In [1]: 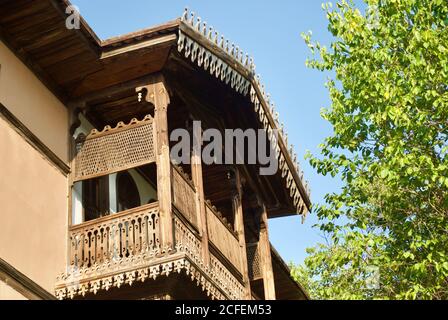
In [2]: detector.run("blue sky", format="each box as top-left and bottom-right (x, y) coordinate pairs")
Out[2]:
(71, 0), (342, 265)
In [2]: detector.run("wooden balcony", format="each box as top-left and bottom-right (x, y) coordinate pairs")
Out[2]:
(56, 165), (246, 300)
(58, 77), (270, 300)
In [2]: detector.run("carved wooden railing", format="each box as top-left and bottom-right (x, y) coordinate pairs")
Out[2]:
(174, 215), (245, 300)
(74, 115), (155, 182)
(246, 242), (262, 281)
(174, 214), (203, 266)
(209, 254), (246, 300)
(171, 165), (198, 229)
(69, 203), (160, 269)
(56, 203), (245, 300)
(205, 202), (243, 274)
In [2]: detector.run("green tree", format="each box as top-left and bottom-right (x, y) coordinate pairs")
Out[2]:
(293, 0), (448, 299)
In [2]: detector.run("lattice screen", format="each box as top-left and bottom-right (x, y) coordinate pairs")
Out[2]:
(247, 243), (262, 280)
(74, 117), (155, 181)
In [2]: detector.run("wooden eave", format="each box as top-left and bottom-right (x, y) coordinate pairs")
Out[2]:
(270, 244), (310, 300)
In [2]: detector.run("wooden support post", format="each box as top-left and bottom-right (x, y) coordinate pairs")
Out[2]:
(190, 120), (210, 265)
(66, 103), (84, 268)
(259, 203), (276, 300)
(231, 168), (252, 300)
(137, 74), (173, 253)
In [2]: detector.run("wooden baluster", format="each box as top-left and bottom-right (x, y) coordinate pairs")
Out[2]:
(90, 230), (96, 265)
(112, 224), (120, 260)
(103, 226), (109, 262)
(83, 232), (90, 267)
(136, 217), (141, 254)
(96, 228), (102, 263)
(70, 235), (76, 266)
(141, 215), (148, 252)
(77, 234), (83, 268)
(134, 217), (141, 254)
(128, 218), (135, 256)
(121, 222), (127, 258)
(153, 212), (160, 251)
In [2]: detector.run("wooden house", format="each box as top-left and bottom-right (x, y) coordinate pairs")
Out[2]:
(0, 0), (311, 300)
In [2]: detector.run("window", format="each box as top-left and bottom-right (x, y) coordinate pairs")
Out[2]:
(82, 176), (110, 221)
(72, 164), (158, 224)
(116, 171), (140, 212)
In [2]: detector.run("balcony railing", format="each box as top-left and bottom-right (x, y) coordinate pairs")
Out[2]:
(59, 115), (246, 299)
(68, 203), (160, 269)
(206, 202), (243, 274)
(56, 201), (245, 300)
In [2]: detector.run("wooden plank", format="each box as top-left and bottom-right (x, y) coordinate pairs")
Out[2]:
(0, 0), (50, 24)
(49, 0), (101, 55)
(101, 34), (176, 59)
(101, 19), (180, 47)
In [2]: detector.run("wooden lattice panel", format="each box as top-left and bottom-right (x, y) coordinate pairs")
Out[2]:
(172, 167), (198, 229)
(247, 243), (261, 280)
(74, 116), (155, 181)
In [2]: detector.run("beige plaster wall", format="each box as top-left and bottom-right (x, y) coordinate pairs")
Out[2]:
(0, 281), (27, 300)
(0, 116), (68, 294)
(0, 40), (68, 162)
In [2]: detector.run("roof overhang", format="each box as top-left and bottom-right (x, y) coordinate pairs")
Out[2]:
(0, 0), (311, 217)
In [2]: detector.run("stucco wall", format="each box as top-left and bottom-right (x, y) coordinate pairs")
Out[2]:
(0, 281), (27, 300)
(0, 115), (67, 294)
(0, 40), (68, 162)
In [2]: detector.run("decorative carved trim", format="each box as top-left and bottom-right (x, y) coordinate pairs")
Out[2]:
(55, 207), (245, 300)
(177, 9), (311, 217)
(74, 114), (155, 181)
(86, 114), (153, 140)
(177, 29), (251, 97)
(175, 215), (245, 300)
(0, 103), (70, 176)
(135, 74), (171, 110)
